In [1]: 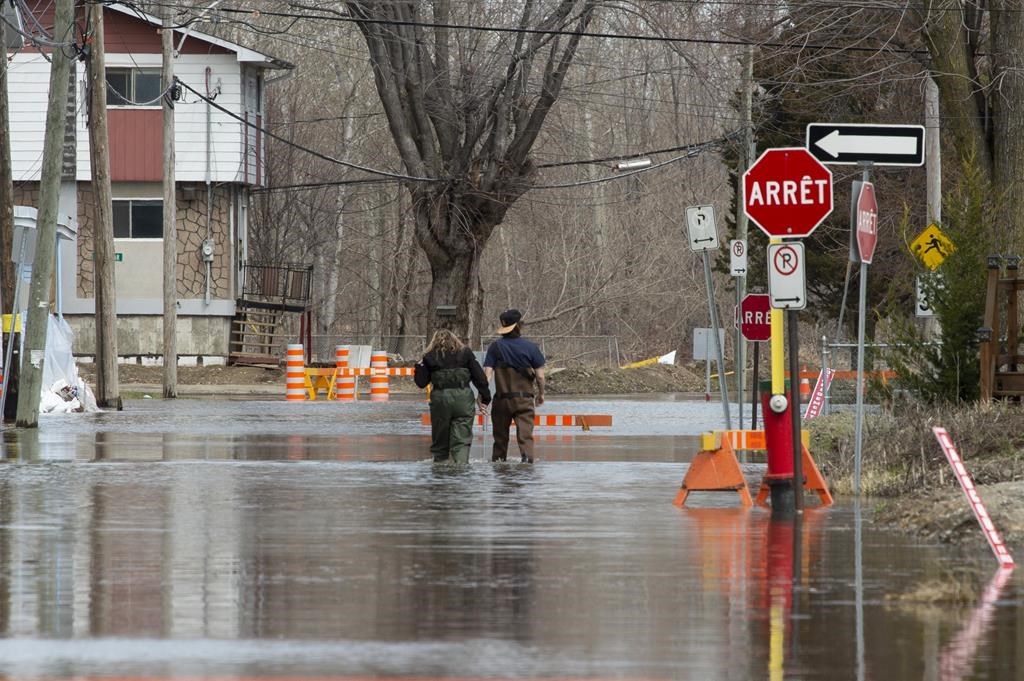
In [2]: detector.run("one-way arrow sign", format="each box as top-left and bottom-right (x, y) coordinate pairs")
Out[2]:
(806, 123), (925, 166)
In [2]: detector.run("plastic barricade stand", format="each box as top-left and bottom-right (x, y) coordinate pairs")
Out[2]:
(285, 344), (306, 401)
(754, 443), (833, 508)
(673, 432), (752, 508)
(304, 367), (337, 400)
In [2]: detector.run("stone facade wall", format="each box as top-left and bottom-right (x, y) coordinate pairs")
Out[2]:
(76, 183), (233, 299)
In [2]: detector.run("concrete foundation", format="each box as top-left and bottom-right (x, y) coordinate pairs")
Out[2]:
(64, 314), (231, 361)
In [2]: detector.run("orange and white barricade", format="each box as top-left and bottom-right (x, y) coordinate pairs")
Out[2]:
(335, 345), (356, 401)
(285, 344), (306, 401)
(370, 350), (389, 402)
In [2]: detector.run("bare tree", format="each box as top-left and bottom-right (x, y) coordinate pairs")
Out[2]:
(340, 0), (597, 343)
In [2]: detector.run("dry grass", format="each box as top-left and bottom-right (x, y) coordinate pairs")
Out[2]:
(807, 402), (1024, 497)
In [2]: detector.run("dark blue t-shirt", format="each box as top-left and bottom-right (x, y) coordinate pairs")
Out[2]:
(483, 337), (546, 370)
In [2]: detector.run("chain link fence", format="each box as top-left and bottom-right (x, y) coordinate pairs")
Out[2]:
(820, 340), (924, 411)
(480, 335), (620, 368)
(302, 334), (620, 367)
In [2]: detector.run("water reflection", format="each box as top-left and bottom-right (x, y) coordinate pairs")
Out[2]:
(0, 398), (1020, 679)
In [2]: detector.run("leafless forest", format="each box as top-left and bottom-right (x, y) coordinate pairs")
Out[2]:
(143, 1), (1022, 363)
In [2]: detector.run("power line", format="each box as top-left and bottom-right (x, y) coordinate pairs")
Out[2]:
(187, 4), (930, 56)
(176, 77), (440, 183)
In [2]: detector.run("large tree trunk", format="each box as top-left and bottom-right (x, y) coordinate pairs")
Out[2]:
(346, 0), (596, 339)
(415, 193), (490, 346)
(991, 2), (1024, 249)
(917, 3), (990, 176)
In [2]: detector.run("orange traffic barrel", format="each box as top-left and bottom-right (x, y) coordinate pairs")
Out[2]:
(370, 350), (389, 402)
(335, 345), (355, 401)
(285, 344), (306, 401)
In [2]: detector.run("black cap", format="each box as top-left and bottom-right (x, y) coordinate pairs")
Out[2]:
(497, 309), (522, 334)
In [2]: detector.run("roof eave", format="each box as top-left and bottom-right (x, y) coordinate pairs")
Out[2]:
(106, 2), (294, 70)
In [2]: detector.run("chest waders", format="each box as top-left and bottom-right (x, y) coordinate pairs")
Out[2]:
(491, 365), (536, 463)
(429, 367), (476, 464)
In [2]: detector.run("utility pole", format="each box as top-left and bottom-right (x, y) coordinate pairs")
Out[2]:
(87, 3), (122, 410)
(162, 10), (177, 397)
(735, 43), (755, 427)
(16, 0), (74, 427)
(925, 77), (941, 226)
(0, 17), (15, 309)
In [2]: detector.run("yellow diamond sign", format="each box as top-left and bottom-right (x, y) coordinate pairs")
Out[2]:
(910, 223), (955, 271)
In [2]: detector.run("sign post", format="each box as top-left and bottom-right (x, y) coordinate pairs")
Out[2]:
(686, 205), (731, 430)
(852, 178), (878, 495)
(741, 292), (770, 431)
(731, 239), (747, 430)
(745, 148), (833, 515)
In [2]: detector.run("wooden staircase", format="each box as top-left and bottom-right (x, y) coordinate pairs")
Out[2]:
(229, 263), (313, 366)
(981, 255), (1024, 400)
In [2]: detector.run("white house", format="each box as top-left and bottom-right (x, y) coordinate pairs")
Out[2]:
(7, 1), (298, 362)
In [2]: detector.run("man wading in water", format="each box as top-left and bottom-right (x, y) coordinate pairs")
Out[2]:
(483, 309), (546, 463)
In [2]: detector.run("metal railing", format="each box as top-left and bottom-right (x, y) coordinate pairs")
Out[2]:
(240, 262), (313, 308)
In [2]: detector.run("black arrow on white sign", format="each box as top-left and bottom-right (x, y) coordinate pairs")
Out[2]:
(806, 123), (925, 166)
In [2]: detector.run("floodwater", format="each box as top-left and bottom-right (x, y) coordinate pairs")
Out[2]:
(0, 395), (1020, 680)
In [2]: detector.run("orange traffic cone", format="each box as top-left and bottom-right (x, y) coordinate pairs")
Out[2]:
(799, 369), (811, 403)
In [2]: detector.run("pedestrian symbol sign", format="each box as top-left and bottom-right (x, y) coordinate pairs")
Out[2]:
(910, 223), (954, 271)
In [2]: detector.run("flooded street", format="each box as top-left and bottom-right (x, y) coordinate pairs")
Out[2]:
(0, 396), (1020, 679)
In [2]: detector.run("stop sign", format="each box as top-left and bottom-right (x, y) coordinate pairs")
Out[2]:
(743, 147), (834, 238)
(740, 293), (772, 341)
(856, 181), (878, 264)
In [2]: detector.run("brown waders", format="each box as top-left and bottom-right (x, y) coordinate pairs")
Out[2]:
(491, 366), (536, 463)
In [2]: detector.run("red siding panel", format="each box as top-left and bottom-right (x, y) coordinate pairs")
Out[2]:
(109, 109), (163, 182)
(19, 3), (231, 55)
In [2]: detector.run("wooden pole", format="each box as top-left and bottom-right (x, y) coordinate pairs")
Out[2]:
(0, 17), (15, 307)
(87, 4), (122, 410)
(15, 0), (74, 427)
(162, 10), (178, 397)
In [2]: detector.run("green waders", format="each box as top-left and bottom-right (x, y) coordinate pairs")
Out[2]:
(429, 368), (476, 463)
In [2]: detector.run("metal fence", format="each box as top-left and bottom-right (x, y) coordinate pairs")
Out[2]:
(819, 339), (929, 411)
(479, 335), (620, 368)
(307, 335), (427, 364)
(301, 334), (620, 367)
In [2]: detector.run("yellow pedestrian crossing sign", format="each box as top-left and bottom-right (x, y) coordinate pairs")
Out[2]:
(910, 223), (954, 270)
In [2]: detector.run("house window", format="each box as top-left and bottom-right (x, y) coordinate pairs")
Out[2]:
(113, 200), (162, 238)
(106, 68), (163, 106)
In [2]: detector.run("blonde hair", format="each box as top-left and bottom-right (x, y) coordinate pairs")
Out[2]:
(426, 328), (464, 355)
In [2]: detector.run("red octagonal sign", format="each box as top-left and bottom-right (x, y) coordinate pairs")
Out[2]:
(740, 293), (772, 342)
(856, 181), (878, 264)
(744, 147), (833, 238)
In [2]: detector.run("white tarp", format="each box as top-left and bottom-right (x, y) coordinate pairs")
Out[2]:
(40, 315), (98, 413)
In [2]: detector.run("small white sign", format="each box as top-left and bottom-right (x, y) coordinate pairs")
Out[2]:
(767, 242), (806, 310)
(693, 327), (726, 361)
(729, 239), (747, 276)
(916, 273), (941, 317)
(685, 205), (719, 252)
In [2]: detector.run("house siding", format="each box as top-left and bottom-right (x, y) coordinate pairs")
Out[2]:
(108, 109), (163, 181)
(8, 52), (248, 183)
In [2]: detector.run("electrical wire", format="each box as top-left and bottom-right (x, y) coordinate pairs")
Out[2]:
(176, 76), (440, 183)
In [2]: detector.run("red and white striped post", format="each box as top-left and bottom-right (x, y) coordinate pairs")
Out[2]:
(933, 427), (1014, 567)
(335, 345), (355, 402)
(370, 350), (389, 402)
(285, 344), (306, 401)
